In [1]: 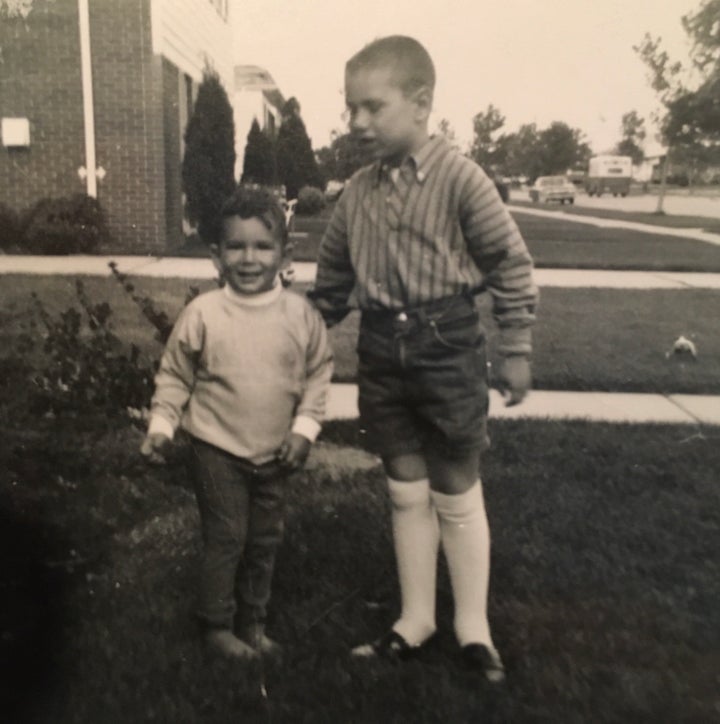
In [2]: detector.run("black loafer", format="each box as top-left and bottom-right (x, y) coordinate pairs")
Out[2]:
(351, 630), (427, 660)
(462, 643), (506, 683)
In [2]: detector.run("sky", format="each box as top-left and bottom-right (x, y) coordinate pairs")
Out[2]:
(233, 0), (701, 157)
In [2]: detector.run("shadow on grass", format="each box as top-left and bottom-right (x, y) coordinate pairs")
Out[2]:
(2, 414), (718, 721)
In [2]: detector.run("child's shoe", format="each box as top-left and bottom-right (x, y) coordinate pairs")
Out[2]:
(351, 629), (430, 660)
(461, 643), (506, 683)
(205, 628), (259, 660)
(240, 622), (283, 659)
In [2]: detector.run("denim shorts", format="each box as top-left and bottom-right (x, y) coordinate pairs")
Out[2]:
(357, 293), (489, 460)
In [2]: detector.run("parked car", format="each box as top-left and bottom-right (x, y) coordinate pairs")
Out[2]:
(529, 176), (576, 204)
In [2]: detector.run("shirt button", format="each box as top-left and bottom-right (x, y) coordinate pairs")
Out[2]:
(397, 312), (408, 322)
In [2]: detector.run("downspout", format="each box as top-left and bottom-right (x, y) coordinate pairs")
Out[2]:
(77, 0), (97, 198)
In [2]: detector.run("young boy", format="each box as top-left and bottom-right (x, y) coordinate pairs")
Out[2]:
(141, 187), (333, 659)
(309, 36), (538, 682)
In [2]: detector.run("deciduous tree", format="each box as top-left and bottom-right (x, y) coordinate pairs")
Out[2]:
(615, 111), (646, 165)
(315, 131), (366, 182)
(436, 118), (461, 150)
(470, 105), (505, 171)
(537, 122), (592, 176)
(494, 124), (541, 180)
(635, 0), (720, 209)
(492, 121), (590, 181)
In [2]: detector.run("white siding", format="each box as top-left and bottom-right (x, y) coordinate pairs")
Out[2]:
(151, 0), (234, 93)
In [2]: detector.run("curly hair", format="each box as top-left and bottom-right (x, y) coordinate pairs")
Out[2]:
(214, 186), (288, 248)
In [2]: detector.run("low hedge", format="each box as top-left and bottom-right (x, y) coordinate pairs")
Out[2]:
(1, 194), (110, 254)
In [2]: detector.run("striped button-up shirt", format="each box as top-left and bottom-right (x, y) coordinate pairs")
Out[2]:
(310, 136), (538, 355)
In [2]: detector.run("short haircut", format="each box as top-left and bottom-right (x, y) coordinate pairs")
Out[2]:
(217, 185), (288, 248)
(346, 35), (435, 95)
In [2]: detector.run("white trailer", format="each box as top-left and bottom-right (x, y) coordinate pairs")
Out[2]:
(585, 156), (632, 197)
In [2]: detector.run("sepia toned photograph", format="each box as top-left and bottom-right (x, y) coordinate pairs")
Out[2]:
(1, 0), (718, 721)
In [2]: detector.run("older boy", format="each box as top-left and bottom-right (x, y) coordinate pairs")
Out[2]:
(309, 36), (537, 682)
(142, 187), (333, 659)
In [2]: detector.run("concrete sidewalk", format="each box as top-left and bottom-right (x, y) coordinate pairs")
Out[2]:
(507, 203), (720, 247)
(2, 255), (720, 289)
(326, 385), (720, 426)
(2, 254), (718, 426)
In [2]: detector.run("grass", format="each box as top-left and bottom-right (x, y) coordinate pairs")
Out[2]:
(1, 246), (717, 720)
(291, 207), (720, 272)
(2, 275), (718, 395)
(112, 202), (720, 272)
(325, 288), (720, 394)
(510, 210), (720, 272)
(2, 413), (718, 722)
(509, 198), (720, 234)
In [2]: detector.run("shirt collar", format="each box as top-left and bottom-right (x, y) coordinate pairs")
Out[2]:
(373, 135), (448, 187)
(222, 278), (283, 307)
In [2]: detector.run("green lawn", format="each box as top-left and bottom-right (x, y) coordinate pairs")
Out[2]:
(2, 275), (718, 395)
(511, 210), (720, 272)
(509, 198), (720, 234)
(147, 204), (720, 272)
(2, 415), (717, 722)
(1, 254), (717, 721)
(291, 208), (720, 272)
(326, 287), (720, 394)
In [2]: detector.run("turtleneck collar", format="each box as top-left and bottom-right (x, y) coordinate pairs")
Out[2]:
(222, 279), (283, 306)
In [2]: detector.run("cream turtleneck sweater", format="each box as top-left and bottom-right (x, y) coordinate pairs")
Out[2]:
(148, 283), (333, 463)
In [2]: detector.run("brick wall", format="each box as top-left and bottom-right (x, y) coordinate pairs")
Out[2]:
(162, 57), (184, 248)
(0, 0), (172, 252)
(90, 0), (167, 251)
(0, 0), (86, 211)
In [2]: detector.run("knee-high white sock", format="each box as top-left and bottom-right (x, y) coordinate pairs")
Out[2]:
(432, 482), (493, 647)
(388, 477), (439, 645)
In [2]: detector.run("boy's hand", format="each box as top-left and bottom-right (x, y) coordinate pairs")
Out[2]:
(277, 433), (311, 471)
(140, 433), (171, 463)
(497, 355), (531, 406)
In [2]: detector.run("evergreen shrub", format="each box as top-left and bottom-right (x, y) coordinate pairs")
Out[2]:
(0, 202), (21, 251)
(23, 194), (108, 254)
(295, 186), (325, 216)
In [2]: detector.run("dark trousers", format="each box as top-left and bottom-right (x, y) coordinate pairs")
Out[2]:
(190, 437), (287, 630)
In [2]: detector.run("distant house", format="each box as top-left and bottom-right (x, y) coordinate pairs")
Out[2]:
(634, 154), (661, 183)
(0, 0), (234, 252)
(232, 64), (285, 180)
(635, 153), (719, 186)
